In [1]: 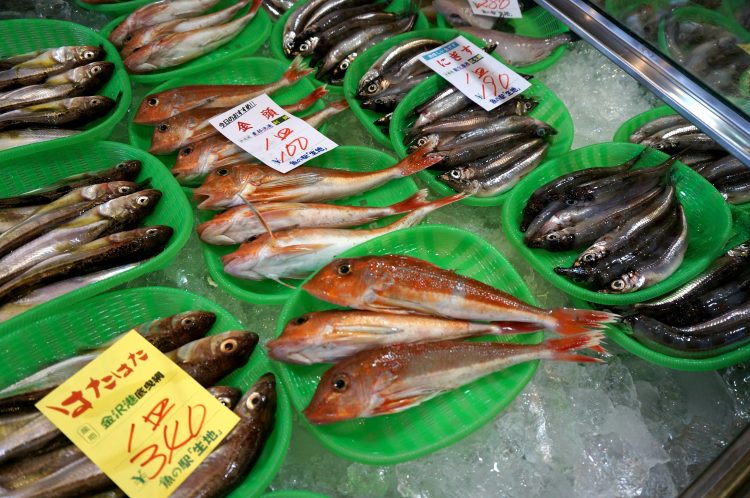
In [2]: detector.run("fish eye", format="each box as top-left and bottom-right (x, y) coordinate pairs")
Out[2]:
(91, 98), (101, 105)
(179, 146), (193, 157)
(218, 396), (231, 407)
(337, 263), (352, 276)
(611, 280), (625, 290)
(583, 253), (596, 263)
(367, 84), (378, 93)
(300, 42), (310, 51)
(546, 233), (559, 241)
(340, 60), (349, 70)
(147, 97), (159, 107)
(293, 316), (309, 325)
(375, 99), (383, 104)
(565, 199), (577, 205)
(332, 374), (348, 392)
(83, 50), (95, 59)
(417, 137), (427, 146)
(157, 123), (169, 132)
(125, 35), (133, 42)
(117, 186), (132, 194)
(146, 228), (159, 236)
(217, 168), (229, 176)
(136, 195), (150, 205)
(91, 65), (102, 74)
(181, 317), (196, 327)
(449, 170), (461, 179)
(220, 338), (238, 353)
(247, 392), (265, 408)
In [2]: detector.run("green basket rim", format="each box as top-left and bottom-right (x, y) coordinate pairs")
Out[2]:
(100, 5), (272, 85)
(269, 0), (430, 94)
(0, 141), (193, 334)
(198, 145), (419, 306)
(74, 0), (151, 15)
(0, 286), (291, 498)
(272, 224), (541, 464)
(0, 19), (131, 161)
(127, 57), (326, 173)
(389, 74), (574, 207)
(501, 142), (733, 306)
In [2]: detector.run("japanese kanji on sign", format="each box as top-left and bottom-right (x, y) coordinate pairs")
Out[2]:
(468, 0), (522, 18)
(419, 35), (531, 111)
(37, 331), (240, 498)
(208, 93), (338, 174)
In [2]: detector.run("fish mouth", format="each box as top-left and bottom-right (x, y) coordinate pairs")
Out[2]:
(302, 405), (351, 425)
(192, 190), (222, 210)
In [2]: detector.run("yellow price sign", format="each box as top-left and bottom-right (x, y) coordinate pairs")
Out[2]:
(37, 330), (240, 498)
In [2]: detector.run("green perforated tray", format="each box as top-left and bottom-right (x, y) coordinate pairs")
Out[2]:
(0, 287), (291, 498)
(270, 0), (430, 94)
(128, 57), (325, 177)
(501, 142), (733, 306)
(199, 145), (419, 306)
(0, 140), (192, 334)
(100, 1), (272, 84)
(75, 0), (151, 16)
(390, 74), (574, 207)
(435, 5), (570, 73)
(272, 224), (541, 464)
(0, 19), (131, 160)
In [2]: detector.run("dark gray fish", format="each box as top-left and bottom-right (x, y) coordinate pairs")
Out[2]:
(435, 132), (528, 169)
(0, 96), (115, 131)
(357, 38), (442, 98)
(441, 138), (543, 181)
(699, 156), (747, 183)
(413, 86), (471, 128)
(360, 71), (431, 112)
(283, 0), (359, 55)
(0, 46), (104, 91)
(0, 206), (39, 234)
(306, 12), (397, 59)
(298, 2), (388, 54)
(441, 115), (556, 148)
(0, 445), (83, 492)
(629, 114), (688, 143)
(0, 412), (63, 465)
(718, 177), (750, 204)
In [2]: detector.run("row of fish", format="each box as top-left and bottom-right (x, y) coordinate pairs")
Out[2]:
(404, 88), (554, 197)
(0, 310), (275, 498)
(281, 0), (420, 84)
(623, 239), (750, 357)
(195, 142), (464, 283)
(109, 0), (261, 74)
(522, 152), (689, 294)
(628, 113), (750, 204)
(262, 0), (294, 20)
(269, 254), (613, 423)
(133, 58), (347, 183)
(0, 45), (116, 151)
(0, 160), (172, 314)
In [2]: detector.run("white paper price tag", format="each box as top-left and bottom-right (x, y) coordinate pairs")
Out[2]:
(209, 94), (338, 173)
(468, 0), (522, 18)
(419, 36), (531, 111)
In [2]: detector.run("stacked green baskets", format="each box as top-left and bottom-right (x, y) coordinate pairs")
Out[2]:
(0, 287), (292, 498)
(75, 0), (152, 16)
(0, 19), (131, 160)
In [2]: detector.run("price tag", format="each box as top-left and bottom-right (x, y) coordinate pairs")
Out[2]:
(209, 93), (338, 173)
(37, 331), (239, 498)
(468, 0), (522, 18)
(420, 36), (531, 111)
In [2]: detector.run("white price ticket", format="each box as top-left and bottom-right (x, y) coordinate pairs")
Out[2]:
(209, 93), (338, 173)
(468, 0), (522, 18)
(419, 36), (531, 111)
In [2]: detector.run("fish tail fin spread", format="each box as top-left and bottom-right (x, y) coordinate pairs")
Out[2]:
(544, 331), (605, 363)
(394, 137), (444, 177)
(550, 308), (618, 334)
(297, 85), (329, 110)
(389, 193), (466, 229)
(387, 189), (430, 214)
(283, 56), (313, 83)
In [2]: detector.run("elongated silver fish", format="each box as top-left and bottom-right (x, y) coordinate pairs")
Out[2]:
(458, 27), (575, 67)
(0, 46), (104, 91)
(0, 96), (115, 131)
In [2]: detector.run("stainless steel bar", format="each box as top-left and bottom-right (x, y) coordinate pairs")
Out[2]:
(534, 0), (750, 167)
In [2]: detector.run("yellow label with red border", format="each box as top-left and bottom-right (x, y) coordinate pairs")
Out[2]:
(37, 330), (240, 498)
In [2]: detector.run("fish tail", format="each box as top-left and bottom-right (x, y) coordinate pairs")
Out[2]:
(389, 192), (466, 229)
(549, 308), (617, 353)
(386, 189), (430, 214)
(329, 99), (349, 111)
(291, 86), (328, 112)
(249, 0), (262, 14)
(283, 56), (313, 83)
(543, 331), (605, 363)
(394, 136), (445, 177)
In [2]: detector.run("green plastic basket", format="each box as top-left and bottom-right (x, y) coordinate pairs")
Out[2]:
(0, 286), (291, 498)
(434, 5), (570, 73)
(0, 19), (131, 160)
(0, 141), (192, 334)
(74, 0), (152, 16)
(343, 28), (466, 150)
(657, 6), (750, 56)
(269, 0), (430, 94)
(128, 57), (325, 175)
(100, 1), (272, 85)
(263, 492), (329, 498)
(501, 142), (733, 306)
(199, 145), (419, 306)
(272, 224), (541, 464)
(390, 74), (574, 207)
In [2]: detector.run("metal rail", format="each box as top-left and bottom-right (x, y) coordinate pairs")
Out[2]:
(534, 0), (750, 167)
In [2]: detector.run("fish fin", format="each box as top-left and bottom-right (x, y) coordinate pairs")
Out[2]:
(283, 56), (314, 83)
(329, 99), (349, 111)
(394, 138), (445, 176)
(368, 293), (435, 315)
(294, 85), (328, 111)
(267, 275), (298, 289)
(259, 173), (322, 189)
(371, 394), (426, 415)
(544, 331), (606, 362)
(550, 308), (618, 334)
(237, 193), (275, 241)
(387, 189), (430, 214)
(335, 325), (403, 336)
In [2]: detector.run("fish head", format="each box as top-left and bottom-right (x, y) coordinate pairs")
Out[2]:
(266, 312), (337, 364)
(81, 61), (115, 84)
(330, 54), (357, 84)
(207, 386), (242, 410)
(112, 160), (142, 180)
(167, 310), (217, 339)
(357, 75), (388, 99)
(606, 271), (644, 294)
(303, 257), (385, 306)
(123, 44), (158, 74)
(82, 95), (116, 115)
(105, 189), (162, 220)
(193, 165), (262, 209)
(728, 239), (750, 258)
(360, 94), (399, 112)
(438, 171), (479, 194)
(220, 238), (272, 279)
(83, 181), (140, 200)
(529, 230), (575, 251)
(134, 89), (176, 124)
(171, 140), (216, 183)
(206, 330), (258, 369)
(148, 115), (188, 155)
(303, 360), (380, 424)
(553, 265), (592, 283)
(518, 97), (539, 115)
(72, 45), (105, 64)
(237, 373), (277, 426)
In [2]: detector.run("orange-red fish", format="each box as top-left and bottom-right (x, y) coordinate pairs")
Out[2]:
(267, 309), (541, 365)
(198, 189), (430, 245)
(133, 57), (312, 124)
(303, 332), (604, 424)
(148, 86), (327, 154)
(193, 139), (443, 209)
(303, 255), (618, 335)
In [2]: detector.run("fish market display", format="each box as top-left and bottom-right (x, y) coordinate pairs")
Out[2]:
(434, 0), (574, 67)
(627, 113), (750, 204)
(280, 0), (421, 85)
(402, 88), (555, 198)
(270, 254), (609, 423)
(621, 239), (750, 356)
(522, 153), (690, 293)
(108, 0), (262, 73)
(0, 46), (114, 151)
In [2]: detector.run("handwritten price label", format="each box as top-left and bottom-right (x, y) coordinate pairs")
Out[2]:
(419, 36), (531, 111)
(468, 0), (522, 18)
(37, 331), (239, 498)
(209, 93), (338, 173)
